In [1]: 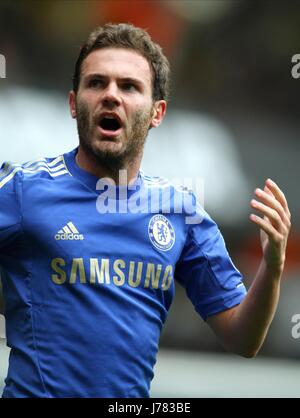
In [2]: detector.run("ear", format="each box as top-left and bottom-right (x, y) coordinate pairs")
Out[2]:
(69, 90), (77, 119)
(150, 100), (167, 128)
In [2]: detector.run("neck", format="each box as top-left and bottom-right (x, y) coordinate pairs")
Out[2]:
(76, 146), (142, 186)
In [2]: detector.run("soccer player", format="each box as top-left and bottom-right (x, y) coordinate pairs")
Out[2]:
(0, 23), (291, 398)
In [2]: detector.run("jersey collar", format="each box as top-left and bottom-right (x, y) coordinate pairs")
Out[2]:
(63, 148), (143, 199)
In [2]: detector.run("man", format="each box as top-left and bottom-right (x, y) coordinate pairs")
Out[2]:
(0, 23), (291, 398)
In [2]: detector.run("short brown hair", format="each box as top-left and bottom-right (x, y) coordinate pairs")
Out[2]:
(72, 23), (171, 102)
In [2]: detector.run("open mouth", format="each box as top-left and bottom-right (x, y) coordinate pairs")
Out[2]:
(99, 116), (122, 132)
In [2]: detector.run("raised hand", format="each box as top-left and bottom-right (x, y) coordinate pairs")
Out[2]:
(250, 178), (291, 275)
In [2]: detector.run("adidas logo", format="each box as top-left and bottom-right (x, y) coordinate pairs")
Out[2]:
(55, 222), (84, 241)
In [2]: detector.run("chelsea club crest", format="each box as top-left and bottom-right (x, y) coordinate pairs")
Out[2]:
(148, 215), (175, 251)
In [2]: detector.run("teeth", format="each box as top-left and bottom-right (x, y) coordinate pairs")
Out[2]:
(104, 115), (116, 119)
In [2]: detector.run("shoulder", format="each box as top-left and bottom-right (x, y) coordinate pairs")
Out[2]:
(139, 170), (206, 224)
(139, 170), (169, 188)
(140, 170), (192, 194)
(140, 170), (193, 201)
(0, 154), (71, 190)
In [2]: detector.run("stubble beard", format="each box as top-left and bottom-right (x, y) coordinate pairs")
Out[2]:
(75, 99), (153, 176)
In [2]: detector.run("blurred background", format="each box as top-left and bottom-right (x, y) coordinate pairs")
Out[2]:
(0, 0), (299, 397)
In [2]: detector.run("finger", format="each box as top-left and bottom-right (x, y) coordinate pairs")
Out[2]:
(265, 179), (291, 218)
(254, 188), (291, 226)
(264, 185), (274, 197)
(262, 187), (273, 222)
(263, 187), (281, 223)
(251, 199), (283, 230)
(263, 214), (272, 225)
(249, 213), (283, 243)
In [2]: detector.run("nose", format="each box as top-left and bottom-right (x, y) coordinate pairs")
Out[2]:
(101, 82), (121, 108)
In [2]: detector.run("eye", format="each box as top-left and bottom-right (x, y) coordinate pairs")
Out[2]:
(122, 83), (137, 92)
(89, 79), (103, 88)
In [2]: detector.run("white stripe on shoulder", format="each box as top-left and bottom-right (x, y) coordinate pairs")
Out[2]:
(0, 155), (70, 189)
(23, 155), (63, 169)
(23, 167), (69, 177)
(140, 172), (171, 186)
(141, 173), (194, 194)
(142, 175), (171, 188)
(23, 162), (66, 173)
(0, 166), (23, 189)
(22, 155), (70, 177)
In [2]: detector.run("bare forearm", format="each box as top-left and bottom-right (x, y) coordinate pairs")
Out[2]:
(228, 178), (290, 357)
(208, 180), (290, 357)
(228, 260), (282, 357)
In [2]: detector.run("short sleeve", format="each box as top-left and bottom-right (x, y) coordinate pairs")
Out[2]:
(175, 210), (247, 321)
(0, 162), (23, 251)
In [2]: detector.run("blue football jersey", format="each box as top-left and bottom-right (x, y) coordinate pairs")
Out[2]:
(0, 148), (246, 398)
